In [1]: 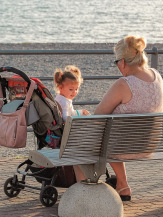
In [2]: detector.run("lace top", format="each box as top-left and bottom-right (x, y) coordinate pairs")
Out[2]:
(113, 68), (163, 114)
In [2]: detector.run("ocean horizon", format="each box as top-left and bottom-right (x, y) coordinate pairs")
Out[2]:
(1, 0), (163, 44)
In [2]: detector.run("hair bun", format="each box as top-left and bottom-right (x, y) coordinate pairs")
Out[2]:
(64, 65), (81, 77)
(125, 36), (146, 53)
(54, 68), (63, 84)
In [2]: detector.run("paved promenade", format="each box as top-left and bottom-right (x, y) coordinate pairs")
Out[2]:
(0, 157), (162, 217)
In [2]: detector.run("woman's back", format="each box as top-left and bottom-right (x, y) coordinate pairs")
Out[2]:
(113, 68), (163, 114)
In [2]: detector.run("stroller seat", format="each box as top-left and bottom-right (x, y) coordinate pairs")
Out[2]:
(1, 100), (24, 113)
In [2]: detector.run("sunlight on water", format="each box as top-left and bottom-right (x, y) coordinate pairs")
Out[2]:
(1, 0), (163, 43)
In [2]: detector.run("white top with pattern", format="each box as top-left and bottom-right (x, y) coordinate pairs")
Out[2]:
(113, 68), (163, 114)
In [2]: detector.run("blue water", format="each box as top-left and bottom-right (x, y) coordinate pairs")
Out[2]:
(1, 0), (163, 43)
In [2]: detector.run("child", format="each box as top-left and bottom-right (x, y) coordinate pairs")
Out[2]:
(54, 65), (90, 122)
(54, 65), (90, 182)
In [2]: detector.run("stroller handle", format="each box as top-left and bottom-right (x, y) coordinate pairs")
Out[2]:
(0, 66), (31, 85)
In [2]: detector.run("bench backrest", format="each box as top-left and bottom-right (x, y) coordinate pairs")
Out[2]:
(59, 113), (163, 162)
(59, 115), (109, 160)
(107, 113), (163, 161)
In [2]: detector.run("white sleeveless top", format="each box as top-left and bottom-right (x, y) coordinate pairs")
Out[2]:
(113, 68), (163, 114)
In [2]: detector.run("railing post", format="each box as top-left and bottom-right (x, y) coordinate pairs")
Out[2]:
(151, 47), (158, 69)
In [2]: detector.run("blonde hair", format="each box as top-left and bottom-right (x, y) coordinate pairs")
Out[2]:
(114, 35), (148, 67)
(54, 65), (83, 92)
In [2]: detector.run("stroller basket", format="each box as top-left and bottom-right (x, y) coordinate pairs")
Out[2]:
(17, 159), (76, 188)
(28, 163), (61, 185)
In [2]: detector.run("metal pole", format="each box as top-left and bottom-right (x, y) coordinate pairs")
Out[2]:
(151, 47), (158, 69)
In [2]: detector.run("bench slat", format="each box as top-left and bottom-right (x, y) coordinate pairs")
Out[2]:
(106, 114), (163, 159)
(29, 149), (98, 167)
(59, 116), (107, 159)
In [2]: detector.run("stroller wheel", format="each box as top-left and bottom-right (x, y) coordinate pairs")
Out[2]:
(40, 185), (58, 207)
(4, 177), (21, 197)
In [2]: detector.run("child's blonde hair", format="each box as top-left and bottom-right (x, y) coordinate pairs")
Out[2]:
(114, 35), (148, 67)
(54, 65), (83, 93)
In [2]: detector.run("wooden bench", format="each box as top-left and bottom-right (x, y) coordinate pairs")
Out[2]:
(28, 112), (163, 183)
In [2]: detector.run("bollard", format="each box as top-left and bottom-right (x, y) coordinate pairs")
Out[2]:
(58, 182), (123, 217)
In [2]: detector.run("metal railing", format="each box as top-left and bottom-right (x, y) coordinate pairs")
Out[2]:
(0, 47), (163, 69)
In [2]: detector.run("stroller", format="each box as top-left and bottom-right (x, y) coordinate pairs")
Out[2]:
(1, 67), (116, 207)
(0, 67), (76, 206)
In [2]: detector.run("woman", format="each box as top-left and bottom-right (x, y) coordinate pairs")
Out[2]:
(94, 35), (163, 201)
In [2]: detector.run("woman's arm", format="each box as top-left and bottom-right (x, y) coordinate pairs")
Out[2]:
(94, 78), (131, 115)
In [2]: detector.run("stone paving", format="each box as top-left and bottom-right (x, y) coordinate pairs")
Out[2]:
(0, 157), (162, 217)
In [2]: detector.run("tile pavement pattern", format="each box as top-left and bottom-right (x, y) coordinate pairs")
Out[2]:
(0, 158), (162, 217)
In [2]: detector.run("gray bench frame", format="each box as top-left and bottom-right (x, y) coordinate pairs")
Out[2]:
(29, 113), (163, 183)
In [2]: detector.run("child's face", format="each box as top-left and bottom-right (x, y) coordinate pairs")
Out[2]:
(59, 80), (80, 100)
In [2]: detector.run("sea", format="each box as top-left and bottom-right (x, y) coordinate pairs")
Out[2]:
(1, 0), (163, 44)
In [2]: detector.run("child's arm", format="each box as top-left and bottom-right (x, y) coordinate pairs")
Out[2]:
(82, 109), (91, 115)
(74, 109), (91, 116)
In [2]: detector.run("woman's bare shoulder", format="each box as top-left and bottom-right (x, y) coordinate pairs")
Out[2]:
(112, 77), (128, 90)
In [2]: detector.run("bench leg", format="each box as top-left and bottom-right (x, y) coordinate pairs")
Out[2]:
(78, 163), (106, 183)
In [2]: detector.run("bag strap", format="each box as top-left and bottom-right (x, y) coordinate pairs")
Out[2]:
(0, 82), (3, 98)
(0, 82), (4, 109)
(23, 80), (35, 108)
